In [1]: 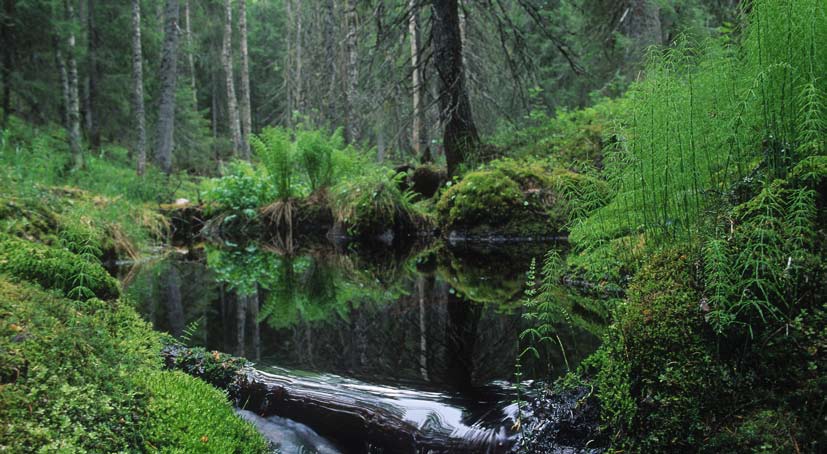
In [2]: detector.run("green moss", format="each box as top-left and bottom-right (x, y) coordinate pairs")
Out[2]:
(0, 197), (60, 241)
(138, 370), (270, 453)
(0, 276), (269, 453)
(436, 159), (609, 236)
(584, 249), (730, 451)
(0, 234), (120, 300)
(437, 170), (525, 229)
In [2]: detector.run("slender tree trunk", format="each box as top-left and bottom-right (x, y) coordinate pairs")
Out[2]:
(431, 0), (479, 177)
(284, 0), (293, 127)
(409, 0), (428, 161)
(222, 0), (242, 156)
(294, 0), (303, 115)
(184, 0), (197, 108)
(155, 0), (179, 175)
(65, 0), (83, 170)
(323, 0), (337, 126)
(86, 0), (100, 151)
(344, 0), (359, 144)
(1, 0), (14, 128)
(54, 47), (71, 131)
(131, 0), (147, 176)
(237, 0), (252, 159)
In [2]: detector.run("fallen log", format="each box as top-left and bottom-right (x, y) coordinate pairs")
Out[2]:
(163, 346), (518, 453)
(233, 367), (517, 453)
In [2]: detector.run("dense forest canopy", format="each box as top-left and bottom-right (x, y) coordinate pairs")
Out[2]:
(1, 0), (736, 176)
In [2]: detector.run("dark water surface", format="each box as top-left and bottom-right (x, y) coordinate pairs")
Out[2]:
(121, 240), (607, 453)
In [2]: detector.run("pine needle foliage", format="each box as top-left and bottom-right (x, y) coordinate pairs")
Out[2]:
(571, 0), (827, 248)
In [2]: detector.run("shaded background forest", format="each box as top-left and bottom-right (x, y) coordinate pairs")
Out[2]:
(0, 0), (739, 177)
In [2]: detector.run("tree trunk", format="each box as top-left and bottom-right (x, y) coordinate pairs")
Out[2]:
(344, 0), (359, 144)
(620, 0), (662, 67)
(155, 0), (179, 175)
(1, 0), (14, 128)
(184, 0), (197, 108)
(323, 0), (337, 126)
(294, 0), (303, 115)
(131, 0), (147, 176)
(86, 0), (100, 152)
(237, 0), (252, 159)
(65, 0), (83, 170)
(431, 0), (479, 177)
(409, 0), (428, 161)
(54, 35), (70, 128)
(222, 0), (242, 156)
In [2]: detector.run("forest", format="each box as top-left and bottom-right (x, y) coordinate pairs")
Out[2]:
(0, 0), (825, 452)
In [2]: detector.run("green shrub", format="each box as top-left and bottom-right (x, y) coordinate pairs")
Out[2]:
(0, 234), (120, 300)
(202, 161), (273, 216)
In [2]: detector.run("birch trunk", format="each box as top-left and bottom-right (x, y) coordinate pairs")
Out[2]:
(344, 0), (359, 144)
(86, 0), (100, 152)
(222, 0), (242, 156)
(131, 0), (147, 176)
(184, 0), (197, 108)
(238, 0), (252, 159)
(409, 0), (428, 160)
(0, 0), (11, 128)
(323, 0), (337, 125)
(155, 0), (179, 174)
(65, 0), (83, 170)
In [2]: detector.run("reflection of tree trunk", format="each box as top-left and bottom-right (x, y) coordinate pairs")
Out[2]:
(236, 291), (247, 357)
(165, 264), (184, 338)
(417, 276), (430, 381)
(251, 286), (260, 361)
(444, 288), (481, 391)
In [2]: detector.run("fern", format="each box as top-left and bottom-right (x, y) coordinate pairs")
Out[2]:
(251, 127), (294, 200)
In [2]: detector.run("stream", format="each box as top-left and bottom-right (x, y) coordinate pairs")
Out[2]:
(120, 240), (607, 453)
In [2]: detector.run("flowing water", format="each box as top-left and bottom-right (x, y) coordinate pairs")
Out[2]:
(121, 239), (607, 453)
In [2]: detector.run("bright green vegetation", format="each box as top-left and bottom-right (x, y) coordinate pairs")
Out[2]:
(511, 0), (827, 452)
(203, 126), (431, 237)
(0, 276), (268, 453)
(0, 123), (268, 453)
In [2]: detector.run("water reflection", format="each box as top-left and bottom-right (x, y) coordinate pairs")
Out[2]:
(124, 241), (604, 388)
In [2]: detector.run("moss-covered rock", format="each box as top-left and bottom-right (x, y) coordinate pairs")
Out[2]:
(0, 235), (120, 300)
(410, 164), (446, 199)
(436, 158), (608, 237)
